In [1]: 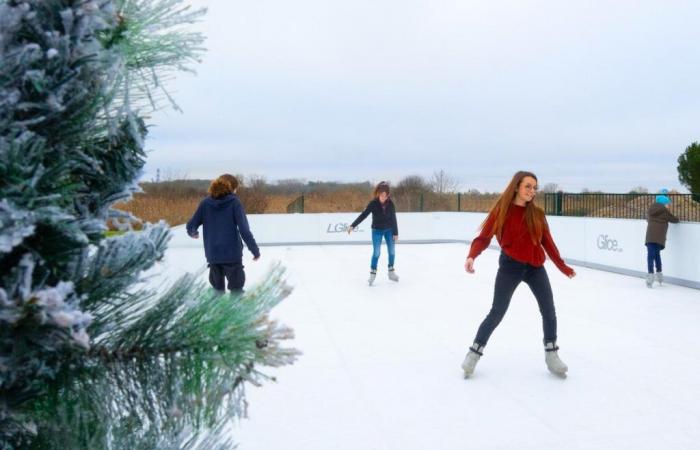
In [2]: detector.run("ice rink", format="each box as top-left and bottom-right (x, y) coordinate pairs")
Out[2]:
(164, 235), (700, 450)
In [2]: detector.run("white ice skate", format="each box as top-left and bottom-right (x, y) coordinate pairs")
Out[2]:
(655, 272), (663, 286)
(368, 270), (377, 286)
(645, 273), (654, 288)
(545, 342), (568, 377)
(461, 344), (483, 378)
(388, 267), (399, 282)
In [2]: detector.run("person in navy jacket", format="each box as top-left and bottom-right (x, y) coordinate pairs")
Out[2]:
(186, 174), (260, 292)
(348, 181), (400, 285)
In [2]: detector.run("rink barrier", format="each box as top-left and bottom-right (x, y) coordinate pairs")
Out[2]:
(170, 212), (700, 290)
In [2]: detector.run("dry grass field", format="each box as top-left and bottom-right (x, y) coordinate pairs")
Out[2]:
(112, 194), (201, 228)
(112, 184), (698, 229)
(113, 191), (503, 227)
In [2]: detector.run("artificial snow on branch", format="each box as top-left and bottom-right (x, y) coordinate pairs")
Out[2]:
(0, 1), (298, 449)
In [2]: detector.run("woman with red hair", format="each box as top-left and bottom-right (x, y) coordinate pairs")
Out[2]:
(462, 171), (575, 378)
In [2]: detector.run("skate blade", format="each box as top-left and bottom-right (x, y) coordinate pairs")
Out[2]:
(548, 369), (568, 379)
(462, 365), (474, 378)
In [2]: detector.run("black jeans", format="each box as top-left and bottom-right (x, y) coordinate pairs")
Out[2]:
(474, 252), (557, 346)
(208, 262), (245, 292)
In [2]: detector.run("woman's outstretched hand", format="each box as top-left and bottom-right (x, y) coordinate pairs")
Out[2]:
(568, 270), (576, 279)
(347, 226), (354, 235)
(465, 257), (475, 274)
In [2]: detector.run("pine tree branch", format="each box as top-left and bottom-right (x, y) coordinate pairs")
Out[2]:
(1, 1), (298, 448)
(26, 266), (299, 449)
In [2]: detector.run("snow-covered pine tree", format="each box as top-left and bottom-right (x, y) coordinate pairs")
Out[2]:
(0, 1), (298, 448)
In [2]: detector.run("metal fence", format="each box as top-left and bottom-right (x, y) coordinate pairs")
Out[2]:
(286, 195), (305, 213)
(391, 192), (504, 212)
(285, 192), (700, 222)
(543, 193), (700, 222)
(286, 192), (507, 213)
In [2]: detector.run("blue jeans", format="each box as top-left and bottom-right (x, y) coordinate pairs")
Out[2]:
(646, 243), (663, 274)
(371, 228), (395, 270)
(474, 252), (558, 346)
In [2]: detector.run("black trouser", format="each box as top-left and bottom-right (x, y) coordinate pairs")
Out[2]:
(474, 252), (558, 346)
(208, 262), (245, 292)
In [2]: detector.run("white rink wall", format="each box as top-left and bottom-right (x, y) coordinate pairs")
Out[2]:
(546, 215), (700, 289)
(172, 212), (700, 289)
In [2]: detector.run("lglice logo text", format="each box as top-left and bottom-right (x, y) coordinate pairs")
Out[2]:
(597, 234), (623, 252)
(326, 223), (364, 233)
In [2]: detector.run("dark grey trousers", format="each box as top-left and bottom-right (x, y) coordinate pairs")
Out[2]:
(474, 252), (557, 346)
(208, 262), (245, 292)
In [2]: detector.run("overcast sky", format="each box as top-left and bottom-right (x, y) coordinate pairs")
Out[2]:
(146, 0), (700, 192)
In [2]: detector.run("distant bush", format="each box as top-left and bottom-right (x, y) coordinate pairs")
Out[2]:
(140, 179), (208, 197)
(393, 175), (432, 211)
(239, 191), (269, 213)
(678, 142), (700, 201)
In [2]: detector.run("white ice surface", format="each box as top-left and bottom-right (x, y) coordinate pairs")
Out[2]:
(162, 234), (700, 450)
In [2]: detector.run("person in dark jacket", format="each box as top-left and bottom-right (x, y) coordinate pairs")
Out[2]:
(348, 181), (399, 285)
(644, 190), (679, 288)
(186, 175), (260, 292)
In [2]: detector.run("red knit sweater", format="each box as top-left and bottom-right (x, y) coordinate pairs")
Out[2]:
(467, 204), (574, 276)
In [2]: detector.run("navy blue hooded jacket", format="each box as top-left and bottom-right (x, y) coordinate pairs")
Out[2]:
(186, 194), (260, 264)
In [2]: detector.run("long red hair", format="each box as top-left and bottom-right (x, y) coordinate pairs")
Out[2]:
(480, 171), (546, 244)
